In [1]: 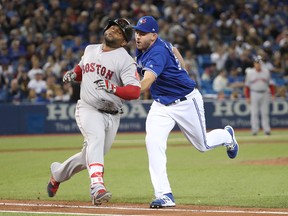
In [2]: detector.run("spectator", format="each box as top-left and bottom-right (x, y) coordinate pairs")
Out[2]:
(183, 50), (200, 84)
(0, 58), (14, 82)
(61, 82), (73, 102)
(27, 70), (46, 96)
(6, 78), (23, 104)
(17, 69), (30, 102)
(0, 1), (287, 102)
(245, 27), (263, 47)
(211, 43), (229, 71)
(8, 39), (26, 69)
(194, 35), (212, 55)
(212, 69), (229, 95)
(43, 55), (62, 79)
(27, 55), (44, 80)
(0, 71), (8, 102)
(225, 48), (242, 73)
(227, 67), (245, 99)
(0, 42), (10, 65)
(46, 74), (61, 97)
(234, 35), (252, 56)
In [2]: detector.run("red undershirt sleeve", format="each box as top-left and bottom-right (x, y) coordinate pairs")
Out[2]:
(74, 65), (82, 82)
(115, 85), (141, 100)
(244, 86), (250, 98)
(269, 85), (275, 96)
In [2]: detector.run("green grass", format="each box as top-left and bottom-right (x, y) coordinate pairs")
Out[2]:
(0, 130), (288, 209)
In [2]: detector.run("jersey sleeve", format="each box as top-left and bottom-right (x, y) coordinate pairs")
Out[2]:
(120, 60), (141, 87)
(244, 68), (252, 86)
(143, 50), (166, 78)
(116, 53), (141, 100)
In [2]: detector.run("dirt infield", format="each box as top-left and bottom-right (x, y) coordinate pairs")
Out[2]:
(1, 200), (288, 216)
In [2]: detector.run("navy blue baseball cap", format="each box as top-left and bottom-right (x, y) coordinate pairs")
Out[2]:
(133, 16), (159, 33)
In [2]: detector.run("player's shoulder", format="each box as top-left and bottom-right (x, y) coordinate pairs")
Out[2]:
(113, 47), (135, 64)
(245, 67), (254, 75)
(148, 38), (170, 57)
(155, 38), (171, 50)
(116, 47), (133, 58)
(85, 44), (101, 51)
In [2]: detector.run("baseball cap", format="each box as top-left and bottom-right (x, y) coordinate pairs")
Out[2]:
(104, 18), (133, 42)
(253, 55), (263, 63)
(133, 16), (159, 33)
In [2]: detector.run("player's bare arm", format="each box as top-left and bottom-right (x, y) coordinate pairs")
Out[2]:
(140, 70), (156, 92)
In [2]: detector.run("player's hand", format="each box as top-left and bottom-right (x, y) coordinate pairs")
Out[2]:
(63, 70), (76, 83)
(94, 79), (117, 94)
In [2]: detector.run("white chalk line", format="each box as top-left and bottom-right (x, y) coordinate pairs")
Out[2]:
(1, 202), (288, 215)
(0, 210), (144, 216)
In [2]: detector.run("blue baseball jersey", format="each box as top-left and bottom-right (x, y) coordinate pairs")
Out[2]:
(135, 37), (196, 105)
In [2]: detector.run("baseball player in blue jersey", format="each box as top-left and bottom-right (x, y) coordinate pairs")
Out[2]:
(132, 16), (239, 208)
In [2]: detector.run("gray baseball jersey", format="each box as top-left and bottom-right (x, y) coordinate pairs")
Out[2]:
(245, 66), (273, 134)
(78, 44), (140, 112)
(245, 67), (273, 92)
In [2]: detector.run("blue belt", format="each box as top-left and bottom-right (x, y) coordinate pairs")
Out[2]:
(165, 96), (187, 106)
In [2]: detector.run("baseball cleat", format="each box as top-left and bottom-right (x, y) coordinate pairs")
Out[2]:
(91, 189), (112, 205)
(150, 193), (176, 208)
(47, 176), (60, 197)
(225, 125), (239, 159)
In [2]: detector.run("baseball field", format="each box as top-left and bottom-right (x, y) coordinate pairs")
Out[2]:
(0, 129), (287, 216)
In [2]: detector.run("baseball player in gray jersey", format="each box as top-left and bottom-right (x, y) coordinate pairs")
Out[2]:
(244, 55), (275, 135)
(47, 18), (141, 205)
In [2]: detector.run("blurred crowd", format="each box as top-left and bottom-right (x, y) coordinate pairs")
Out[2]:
(0, 0), (287, 104)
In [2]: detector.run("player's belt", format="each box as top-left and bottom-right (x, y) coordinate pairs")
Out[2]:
(165, 96), (187, 106)
(98, 109), (122, 115)
(251, 90), (267, 93)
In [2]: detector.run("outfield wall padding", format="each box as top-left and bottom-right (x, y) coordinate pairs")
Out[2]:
(0, 99), (287, 135)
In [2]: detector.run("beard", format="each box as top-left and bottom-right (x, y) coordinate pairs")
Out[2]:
(104, 33), (121, 48)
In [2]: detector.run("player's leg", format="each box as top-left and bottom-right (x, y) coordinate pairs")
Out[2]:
(146, 101), (176, 208)
(250, 93), (260, 135)
(172, 89), (233, 152)
(76, 100), (112, 205)
(260, 93), (271, 134)
(90, 114), (120, 205)
(51, 141), (87, 182)
(103, 114), (120, 155)
(47, 141), (87, 197)
(47, 101), (89, 197)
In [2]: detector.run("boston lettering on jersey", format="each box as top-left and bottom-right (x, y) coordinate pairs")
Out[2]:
(83, 63), (114, 80)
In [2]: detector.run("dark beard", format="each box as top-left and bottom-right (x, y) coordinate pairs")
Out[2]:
(104, 36), (120, 48)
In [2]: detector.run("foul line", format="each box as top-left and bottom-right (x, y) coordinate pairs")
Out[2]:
(1, 202), (288, 215)
(0, 210), (145, 216)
